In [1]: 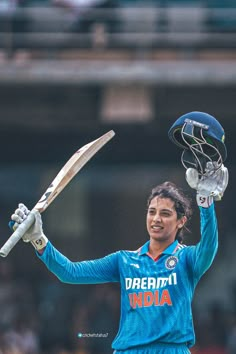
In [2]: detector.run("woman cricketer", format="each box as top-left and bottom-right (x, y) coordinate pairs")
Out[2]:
(10, 158), (228, 354)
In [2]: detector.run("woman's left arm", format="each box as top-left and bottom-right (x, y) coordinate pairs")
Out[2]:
(185, 162), (228, 280)
(188, 203), (218, 279)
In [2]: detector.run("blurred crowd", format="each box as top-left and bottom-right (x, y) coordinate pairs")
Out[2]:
(1, 260), (236, 354)
(0, 260), (120, 354)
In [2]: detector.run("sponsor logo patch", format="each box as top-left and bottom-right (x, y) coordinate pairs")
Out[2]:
(130, 263), (140, 269)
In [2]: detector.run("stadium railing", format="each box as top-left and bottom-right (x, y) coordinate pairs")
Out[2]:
(1, 3), (236, 57)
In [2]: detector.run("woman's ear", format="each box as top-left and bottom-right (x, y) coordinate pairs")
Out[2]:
(178, 216), (187, 229)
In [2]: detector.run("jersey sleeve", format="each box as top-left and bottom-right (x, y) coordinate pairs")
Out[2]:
(186, 203), (218, 281)
(36, 241), (120, 284)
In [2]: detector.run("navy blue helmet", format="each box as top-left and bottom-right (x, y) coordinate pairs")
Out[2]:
(168, 111), (227, 175)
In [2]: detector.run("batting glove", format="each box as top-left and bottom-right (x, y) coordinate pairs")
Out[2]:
(10, 203), (48, 250)
(185, 162), (229, 208)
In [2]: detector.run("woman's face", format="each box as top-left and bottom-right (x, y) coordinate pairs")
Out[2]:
(146, 196), (186, 244)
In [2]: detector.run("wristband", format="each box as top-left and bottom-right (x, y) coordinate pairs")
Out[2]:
(31, 235), (48, 250)
(196, 194), (213, 208)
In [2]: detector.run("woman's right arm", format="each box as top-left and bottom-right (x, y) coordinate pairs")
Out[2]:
(37, 241), (120, 284)
(10, 205), (120, 284)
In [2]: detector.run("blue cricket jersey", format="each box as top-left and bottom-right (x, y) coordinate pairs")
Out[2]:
(37, 204), (218, 350)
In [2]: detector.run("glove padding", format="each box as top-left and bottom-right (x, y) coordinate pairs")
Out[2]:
(10, 203), (48, 250)
(186, 162), (228, 208)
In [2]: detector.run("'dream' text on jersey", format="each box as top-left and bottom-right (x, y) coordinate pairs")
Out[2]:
(126, 273), (177, 308)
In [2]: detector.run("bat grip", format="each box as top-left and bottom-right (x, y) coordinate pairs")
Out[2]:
(0, 210), (36, 257)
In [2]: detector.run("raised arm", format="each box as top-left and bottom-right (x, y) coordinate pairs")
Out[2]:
(187, 204), (218, 279)
(37, 242), (120, 284)
(185, 162), (228, 280)
(10, 205), (120, 284)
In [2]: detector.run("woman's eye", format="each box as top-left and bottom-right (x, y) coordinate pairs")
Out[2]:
(161, 212), (171, 217)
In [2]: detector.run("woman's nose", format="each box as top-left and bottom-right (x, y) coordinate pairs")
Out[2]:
(153, 213), (161, 222)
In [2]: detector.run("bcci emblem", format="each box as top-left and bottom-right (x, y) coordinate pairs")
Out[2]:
(165, 256), (178, 270)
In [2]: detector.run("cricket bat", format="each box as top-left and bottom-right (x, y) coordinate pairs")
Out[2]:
(0, 130), (115, 257)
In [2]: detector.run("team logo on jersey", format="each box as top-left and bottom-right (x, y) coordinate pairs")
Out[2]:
(165, 256), (178, 270)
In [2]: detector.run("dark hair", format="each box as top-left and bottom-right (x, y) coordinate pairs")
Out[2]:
(147, 181), (192, 243)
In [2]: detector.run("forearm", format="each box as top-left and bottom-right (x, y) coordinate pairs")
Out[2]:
(193, 203), (218, 276)
(37, 242), (120, 284)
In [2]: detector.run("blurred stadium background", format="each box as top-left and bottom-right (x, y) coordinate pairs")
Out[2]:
(0, 0), (236, 353)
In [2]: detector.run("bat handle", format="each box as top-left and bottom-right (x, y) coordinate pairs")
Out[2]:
(0, 210), (36, 257)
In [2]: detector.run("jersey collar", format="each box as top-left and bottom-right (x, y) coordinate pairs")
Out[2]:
(139, 240), (179, 256)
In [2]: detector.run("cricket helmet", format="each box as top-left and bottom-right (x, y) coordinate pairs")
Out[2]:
(168, 111), (227, 175)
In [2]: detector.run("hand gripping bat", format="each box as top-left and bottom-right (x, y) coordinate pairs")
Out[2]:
(0, 130), (115, 257)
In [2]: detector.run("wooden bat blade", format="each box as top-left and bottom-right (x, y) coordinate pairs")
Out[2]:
(0, 130), (115, 257)
(35, 130), (115, 212)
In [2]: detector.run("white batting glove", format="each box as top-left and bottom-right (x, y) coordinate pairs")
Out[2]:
(11, 203), (48, 250)
(186, 162), (229, 208)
